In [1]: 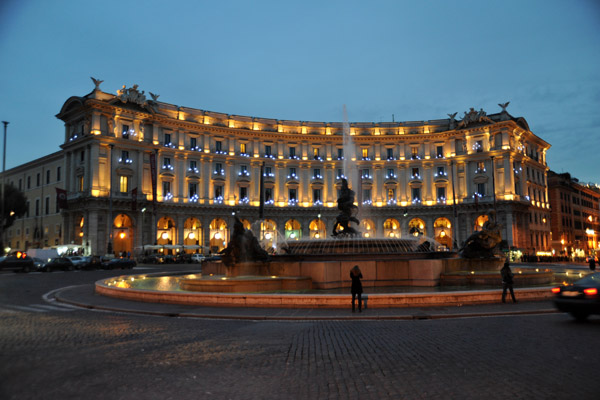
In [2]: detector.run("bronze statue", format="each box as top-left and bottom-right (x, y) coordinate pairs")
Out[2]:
(332, 178), (360, 237)
(459, 210), (503, 258)
(219, 217), (269, 266)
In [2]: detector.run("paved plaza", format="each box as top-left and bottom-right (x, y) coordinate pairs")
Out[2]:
(1, 265), (599, 399)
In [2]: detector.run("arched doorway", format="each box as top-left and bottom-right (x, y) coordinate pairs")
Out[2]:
(260, 219), (277, 253)
(474, 214), (489, 232)
(408, 218), (426, 237)
(156, 216), (176, 254)
(383, 218), (400, 238)
(434, 217), (452, 249)
(361, 219), (375, 238)
(209, 218), (228, 253)
(285, 219), (302, 240)
(183, 218), (202, 253)
(113, 214), (133, 256)
(309, 219), (326, 239)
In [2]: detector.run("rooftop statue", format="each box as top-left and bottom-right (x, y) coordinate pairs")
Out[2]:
(218, 217), (269, 266)
(459, 210), (503, 258)
(332, 178), (360, 237)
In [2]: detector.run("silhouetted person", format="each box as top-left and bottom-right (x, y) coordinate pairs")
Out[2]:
(589, 256), (596, 271)
(350, 265), (363, 312)
(501, 261), (517, 303)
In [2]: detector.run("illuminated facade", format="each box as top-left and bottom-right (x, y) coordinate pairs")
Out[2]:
(4, 80), (552, 256)
(548, 171), (600, 258)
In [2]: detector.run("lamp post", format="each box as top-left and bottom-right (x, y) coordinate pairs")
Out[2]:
(1, 121), (8, 255)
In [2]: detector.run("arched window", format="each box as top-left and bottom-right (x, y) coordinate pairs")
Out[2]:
(209, 218), (228, 252)
(309, 219), (326, 239)
(383, 218), (400, 238)
(408, 218), (426, 237)
(361, 219), (375, 238)
(434, 217), (452, 249)
(285, 219), (302, 240)
(474, 215), (489, 232)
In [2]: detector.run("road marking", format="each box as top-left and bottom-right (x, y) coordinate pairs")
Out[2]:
(34, 304), (75, 312)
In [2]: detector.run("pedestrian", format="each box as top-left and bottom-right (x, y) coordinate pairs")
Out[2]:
(350, 265), (363, 312)
(501, 261), (517, 303)
(589, 256), (596, 271)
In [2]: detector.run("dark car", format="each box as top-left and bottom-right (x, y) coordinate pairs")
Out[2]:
(43, 257), (75, 272)
(80, 255), (102, 270)
(103, 258), (136, 270)
(142, 254), (164, 264)
(553, 272), (600, 321)
(0, 253), (35, 273)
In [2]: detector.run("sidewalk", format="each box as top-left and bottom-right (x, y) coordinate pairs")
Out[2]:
(54, 284), (558, 320)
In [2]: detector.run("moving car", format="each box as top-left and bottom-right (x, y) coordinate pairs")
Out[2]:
(553, 272), (600, 321)
(102, 258), (136, 270)
(43, 257), (75, 272)
(0, 252), (35, 273)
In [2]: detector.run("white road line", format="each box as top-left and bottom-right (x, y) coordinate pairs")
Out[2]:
(33, 304), (74, 312)
(6, 304), (49, 313)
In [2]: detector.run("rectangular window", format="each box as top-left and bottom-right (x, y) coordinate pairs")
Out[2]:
(477, 161), (485, 171)
(239, 186), (248, 200)
(265, 166), (272, 175)
(215, 163), (223, 174)
(388, 188), (395, 200)
(313, 189), (321, 202)
(363, 189), (371, 202)
(362, 148), (368, 159)
(80, 151), (85, 162)
(190, 137), (197, 149)
(37, 173), (40, 187)
(57, 166), (61, 181)
(289, 146), (295, 157)
(214, 185), (223, 198)
(411, 147), (419, 158)
(240, 142), (246, 154)
(337, 169), (343, 178)
(46, 170), (50, 184)
(476, 140), (483, 152)
(55, 198), (60, 213)
(437, 187), (446, 200)
(265, 145), (271, 156)
(289, 188), (297, 200)
(35, 199), (40, 216)
(477, 183), (485, 196)
(27, 176), (31, 189)
(387, 168), (394, 177)
(164, 133), (171, 145)
(436, 146), (444, 158)
(45, 196), (50, 215)
(119, 176), (128, 193)
(26, 202), (30, 218)
(412, 167), (420, 178)
(313, 168), (321, 178)
(163, 157), (170, 166)
(189, 183), (197, 196)
(361, 169), (370, 178)
(215, 141), (222, 151)
(18, 178), (22, 191)
(412, 187), (421, 201)
(437, 166), (445, 176)
(289, 167), (296, 176)
(78, 176), (84, 191)
(313, 147), (320, 159)
(122, 124), (129, 137)
(162, 181), (171, 195)
(265, 188), (273, 202)
(189, 160), (197, 169)
(387, 148), (393, 159)
(337, 148), (343, 159)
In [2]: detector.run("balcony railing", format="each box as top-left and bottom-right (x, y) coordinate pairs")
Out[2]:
(163, 142), (176, 149)
(161, 164), (174, 171)
(119, 158), (133, 165)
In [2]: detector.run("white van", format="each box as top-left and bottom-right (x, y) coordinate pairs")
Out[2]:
(26, 249), (59, 264)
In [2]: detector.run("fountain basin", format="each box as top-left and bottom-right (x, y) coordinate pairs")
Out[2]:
(180, 275), (312, 292)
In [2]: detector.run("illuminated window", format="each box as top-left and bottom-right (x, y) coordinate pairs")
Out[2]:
(313, 147), (320, 159)
(411, 147), (419, 158)
(119, 176), (128, 193)
(78, 176), (84, 192)
(476, 140), (483, 152)
(240, 143), (246, 154)
(388, 188), (395, 200)
(362, 148), (368, 159)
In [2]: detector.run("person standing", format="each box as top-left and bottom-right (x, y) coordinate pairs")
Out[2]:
(350, 265), (363, 312)
(501, 261), (517, 303)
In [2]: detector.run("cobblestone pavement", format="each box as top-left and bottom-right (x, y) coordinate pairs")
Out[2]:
(1, 267), (599, 399)
(1, 308), (599, 399)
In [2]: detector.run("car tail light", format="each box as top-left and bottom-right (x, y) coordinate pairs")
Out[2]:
(551, 287), (561, 294)
(583, 288), (598, 296)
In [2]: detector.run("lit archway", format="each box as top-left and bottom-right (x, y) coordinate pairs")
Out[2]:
(434, 217), (452, 249)
(409, 218), (426, 237)
(156, 216), (176, 254)
(383, 218), (400, 238)
(361, 219), (375, 238)
(183, 218), (202, 253)
(209, 218), (228, 252)
(260, 219), (277, 252)
(285, 219), (302, 240)
(474, 215), (489, 232)
(309, 219), (326, 239)
(113, 214), (133, 256)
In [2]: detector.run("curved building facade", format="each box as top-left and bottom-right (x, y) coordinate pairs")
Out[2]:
(6, 80), (552, 257)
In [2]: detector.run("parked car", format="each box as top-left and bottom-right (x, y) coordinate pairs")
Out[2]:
(0, 252), (35, 273)
(191, 254), (206, 263)
(32, 257), (47, 271)
(80, 255), (102, 270)
(553, 272), (600, 321)
(43, 257), (75, 272)
(68, 256), (86, 270)
(102, 258), (136, 270)
(142, 254), (164, 264)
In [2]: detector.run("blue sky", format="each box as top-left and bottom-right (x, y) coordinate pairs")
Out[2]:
(1, 0), (599, 182)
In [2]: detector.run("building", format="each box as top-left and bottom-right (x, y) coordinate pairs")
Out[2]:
(548, 171), (600, 259)
(4, 80), (552, 257)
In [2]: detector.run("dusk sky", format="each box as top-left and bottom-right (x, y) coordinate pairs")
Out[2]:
(1, 0), (599, 182)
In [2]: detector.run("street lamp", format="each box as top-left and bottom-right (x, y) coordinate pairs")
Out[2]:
(1, 121), (8, 254)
